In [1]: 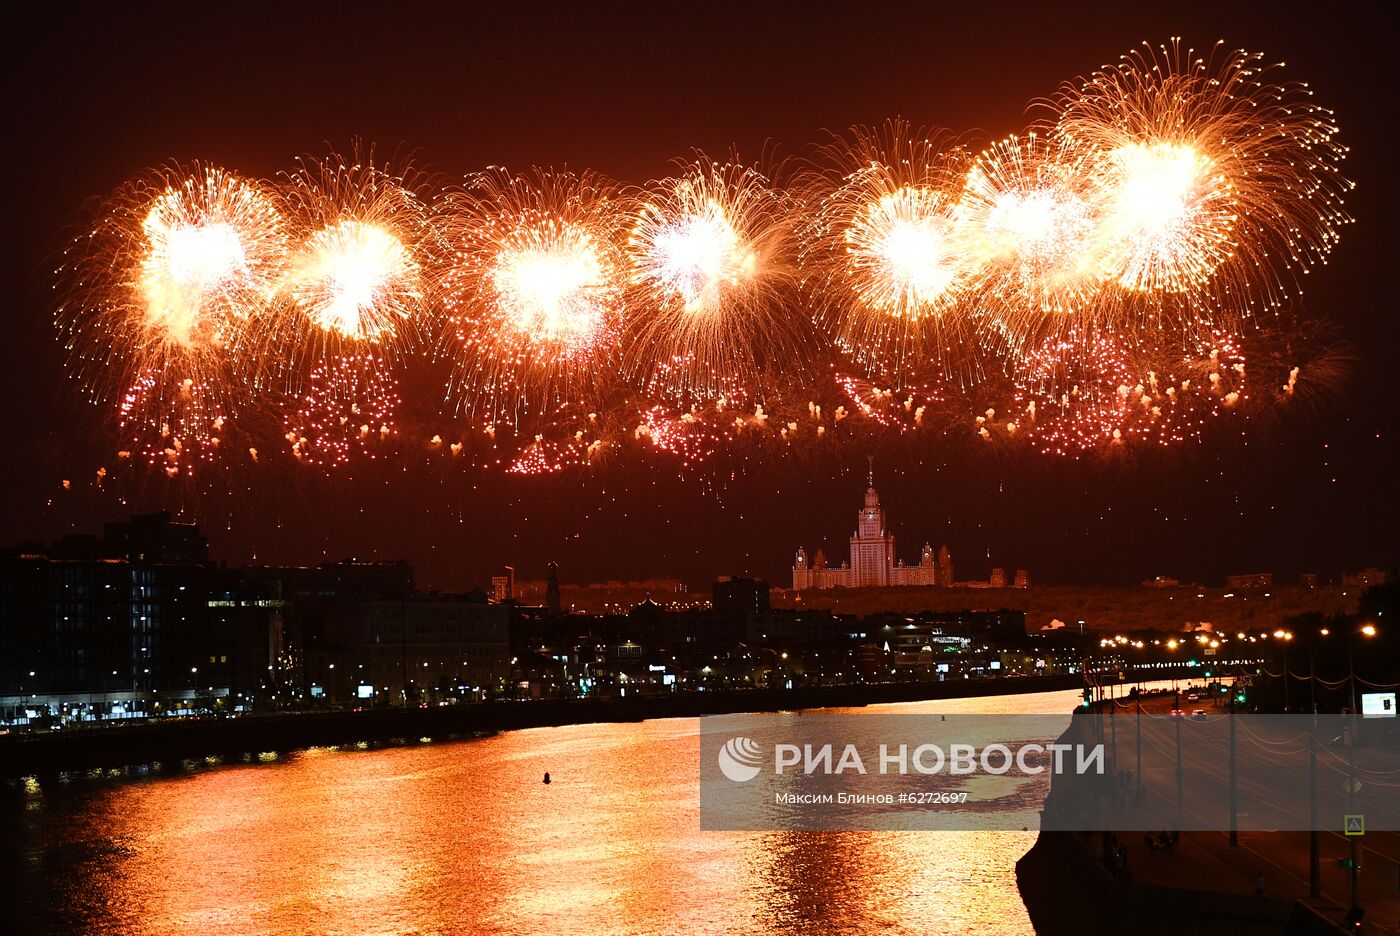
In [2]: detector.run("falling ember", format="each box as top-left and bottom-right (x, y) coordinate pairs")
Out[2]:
(283, 354), (401, 468)
(507, 434), (593, 475)
(634, 404), (734, 466)
(1005, 327), (1247, 454)
(117, 367), (227, 477)
(1012, 330), (1138, 455)
(834, 373), (944, 434)
(1284, 367), (1300, 395)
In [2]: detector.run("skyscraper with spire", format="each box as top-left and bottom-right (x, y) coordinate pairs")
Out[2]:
(792, 460), (944, 590)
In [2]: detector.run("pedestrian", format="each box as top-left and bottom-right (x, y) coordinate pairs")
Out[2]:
(1254, 873), (1264, 897)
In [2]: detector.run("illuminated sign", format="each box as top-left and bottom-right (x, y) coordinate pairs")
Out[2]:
(1361, 692), (1396, 718)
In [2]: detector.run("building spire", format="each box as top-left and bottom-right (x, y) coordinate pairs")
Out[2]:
(867, 454), (874, 488)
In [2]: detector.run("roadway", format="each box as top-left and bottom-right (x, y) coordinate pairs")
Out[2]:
(1092, 688), (1400, 932)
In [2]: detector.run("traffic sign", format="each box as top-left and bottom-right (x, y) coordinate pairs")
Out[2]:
(1344, 814), (1365, 836)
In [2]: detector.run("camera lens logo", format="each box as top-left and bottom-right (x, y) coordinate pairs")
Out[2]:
(717, 736), (763, 782)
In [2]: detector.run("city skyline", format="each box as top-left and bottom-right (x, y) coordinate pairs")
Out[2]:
(4, 5), (1400, 934)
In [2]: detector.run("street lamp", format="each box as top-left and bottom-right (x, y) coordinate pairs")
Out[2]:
(1339, 621), (1378, 913)
(1273, 630), (1294, 712)
(1347, 623), (1378, 717)
(1301, 623), (1330, 898)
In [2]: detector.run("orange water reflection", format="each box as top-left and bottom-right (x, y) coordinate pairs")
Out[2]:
(8, 689), (1086, 934)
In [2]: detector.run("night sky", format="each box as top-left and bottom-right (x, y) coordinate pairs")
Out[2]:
(4, 1), (1397, 591)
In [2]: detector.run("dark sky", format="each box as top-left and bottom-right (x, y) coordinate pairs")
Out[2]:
(4, 1), (1397, 591)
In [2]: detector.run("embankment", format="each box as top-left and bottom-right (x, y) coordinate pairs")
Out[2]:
(1, 673), (1086, 779)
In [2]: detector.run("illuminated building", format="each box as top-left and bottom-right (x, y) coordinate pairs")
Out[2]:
(490, 566), (515, 603)
(790, 466), (1029, 592)
(791, 465), (944, 591)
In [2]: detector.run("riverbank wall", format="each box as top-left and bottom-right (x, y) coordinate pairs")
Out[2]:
(1016, 831), (1341, 935)
(2, 674), (1086, 779)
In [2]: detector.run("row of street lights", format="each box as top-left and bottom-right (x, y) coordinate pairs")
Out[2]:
(1271, 622), (1378, 715)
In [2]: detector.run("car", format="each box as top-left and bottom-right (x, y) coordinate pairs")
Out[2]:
(1191, 709), (1208, 721)
(1186, 692), (1199, 702)
(1169, 709), (1185, 718)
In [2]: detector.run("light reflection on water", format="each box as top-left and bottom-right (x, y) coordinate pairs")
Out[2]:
(2, 688), (1095, 935)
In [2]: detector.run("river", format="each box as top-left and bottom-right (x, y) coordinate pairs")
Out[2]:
(2, 687), (1093, 934)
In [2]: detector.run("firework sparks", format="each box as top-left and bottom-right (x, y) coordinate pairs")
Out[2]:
(1010, 329), (1138, 455)
(624, 157), (799, 401)
(1092, 141), (1235, 294)
(834, 373), (942, 434)
(957, 132), (1105, 331)
(270, 150), (430, 370)
(118, 367), (227, 478)
(1052, 39), (1352, 318)
(51, 41), (1355, 477)
(801, 122), (975, 377)
(506, 425), (603, 475)
(436, 167), (627, 418)
(634, 403), (736, 466)
(58, 163), (288, 407)
(1004, 327), (1247, 455)
(290, 220), (422, 341)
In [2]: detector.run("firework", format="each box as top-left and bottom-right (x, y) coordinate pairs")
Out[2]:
(52, 40), (1355, 475)
(1122, 328), (1247, 448)
(494, 401), (613, 474)
(801, 122), (976, 377)
(1052, 39), (1351, 318)
(507, 433), (601, 475)
(624, 156), (800, 401)
(1245, 318), (1353, 420)
(283, 353), (401, 468)
(58, 163), (288, 406)
(957, 132), (1106, 340)
(267, 150), (431, 372)
(436, 167), (628, 419)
